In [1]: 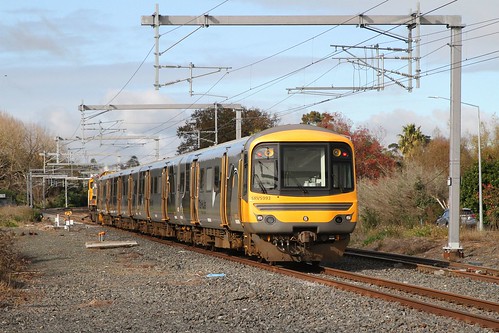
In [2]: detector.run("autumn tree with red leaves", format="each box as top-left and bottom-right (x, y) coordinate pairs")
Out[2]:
(301, 111), (396, 180)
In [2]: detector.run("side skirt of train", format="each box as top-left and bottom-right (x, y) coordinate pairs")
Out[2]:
(95, 213), (351, 263)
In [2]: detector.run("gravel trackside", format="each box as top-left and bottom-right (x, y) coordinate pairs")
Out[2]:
(1, 222), (493, 333)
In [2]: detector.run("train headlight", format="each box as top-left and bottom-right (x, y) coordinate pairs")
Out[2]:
(346, 215), (352, 221)
(303, 216), (309, 222)
(257, 215), (263, 221)
(264, 216), (276, 225)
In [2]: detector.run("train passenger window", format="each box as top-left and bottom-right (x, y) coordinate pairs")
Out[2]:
(242, 153), (248, 198)
(152, 176), (158, 194)
(179, 172), (185, 193)
(169, 166), (175, 194)
(206, 167), (213, 191)
(214, 166), (220, 192)
(185, 164), (190, 192)
(199, 168), (205, 192)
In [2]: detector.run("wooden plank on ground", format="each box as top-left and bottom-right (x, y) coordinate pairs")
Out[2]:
(85, 240), (138, 249)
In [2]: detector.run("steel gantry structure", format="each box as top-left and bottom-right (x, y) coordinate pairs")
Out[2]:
(79, 103), (243, 144)
(141, 7), (465, 259)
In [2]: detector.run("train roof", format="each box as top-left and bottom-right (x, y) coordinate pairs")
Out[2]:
(98, 124), (349, 180)
(251, 124), (342, 139)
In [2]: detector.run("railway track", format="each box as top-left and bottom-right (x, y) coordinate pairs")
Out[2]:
(345, 247), (499, 284)
(48, 213), (499, 330)
(96, 227), (499, 331)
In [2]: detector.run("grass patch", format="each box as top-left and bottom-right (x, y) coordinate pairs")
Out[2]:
(0, 206), (36, 228)
(0, 230), (17, 288)
(350, 221), (450, 248)
(0, 205), (37, 302)
(356, 226), (402, 246)
(402, 224), (448, 239)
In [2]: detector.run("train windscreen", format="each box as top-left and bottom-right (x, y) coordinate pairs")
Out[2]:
(252, 142), (354, 194)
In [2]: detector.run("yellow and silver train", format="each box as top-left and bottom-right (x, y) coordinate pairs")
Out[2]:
(90, 124), (358, 263)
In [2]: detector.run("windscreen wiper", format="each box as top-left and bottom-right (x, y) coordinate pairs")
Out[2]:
(292, 176), (308, 194)
(253, 174), (267, 194)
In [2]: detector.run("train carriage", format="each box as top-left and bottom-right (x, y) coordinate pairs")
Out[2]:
(92, 124), (358, 263)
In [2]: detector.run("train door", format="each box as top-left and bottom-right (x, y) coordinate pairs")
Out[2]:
(239, 152), (249, 223)
(161, 167), (169, 221)
(168, 165), (176, 219)
(190, 160), (200, 224)
(220, 153), (229, 227)
(219, 151), (243, 230)
(179, 157), (192, 223)
(226, 157), (241, 227)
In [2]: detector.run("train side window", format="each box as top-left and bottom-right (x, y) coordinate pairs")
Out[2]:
(169, 166), (175, 195)
(185, 163), (190, 192)
(112, 178), (117, 205)
(199, 168), (205, 193)
(214, 166), (220, 192)
(242, 153), (248, 198)
(152, 176), (157, 194)
(179, 171), (185, 193)
(206, 167), (213, 191)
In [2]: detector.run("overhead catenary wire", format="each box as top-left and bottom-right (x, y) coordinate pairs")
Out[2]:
(157, 0), (455, 149)
(81, 0), (233, 162)
(91, 1), (499, 164)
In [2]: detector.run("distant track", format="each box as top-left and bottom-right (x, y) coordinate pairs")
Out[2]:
(345, 248), (499, 284)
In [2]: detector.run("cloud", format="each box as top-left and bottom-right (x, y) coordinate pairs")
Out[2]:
(362, 108), (446, 146)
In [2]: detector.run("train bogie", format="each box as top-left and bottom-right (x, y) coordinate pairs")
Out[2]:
(91, 124), (358, 263)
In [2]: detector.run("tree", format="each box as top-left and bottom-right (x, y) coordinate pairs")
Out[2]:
(482, 184), (499, 229)
(177, 106), (279, 154)
(396, 123), (430, 158)
(123, 155), (140, 169)
(301, 111), (323, 126)
(301, 111), (396, 180)
(0, 112), (56, 203)
(461, 159), (499, 227)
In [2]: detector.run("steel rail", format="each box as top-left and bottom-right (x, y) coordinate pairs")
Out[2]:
(135, 235), (499, 330)
(321, 267), (499, 313)
(345, 248), (499, 284)
(80, 222), (499, 330)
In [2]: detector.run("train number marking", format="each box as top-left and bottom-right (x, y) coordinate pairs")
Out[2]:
(251, 196), (271, 200)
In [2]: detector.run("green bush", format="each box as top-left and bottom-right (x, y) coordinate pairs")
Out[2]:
(360, 207), (380, 230)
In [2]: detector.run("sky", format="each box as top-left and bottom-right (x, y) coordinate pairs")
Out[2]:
(1, 0), (498, 167)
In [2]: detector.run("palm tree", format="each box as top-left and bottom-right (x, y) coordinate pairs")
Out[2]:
(397, 124), (430, 157)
